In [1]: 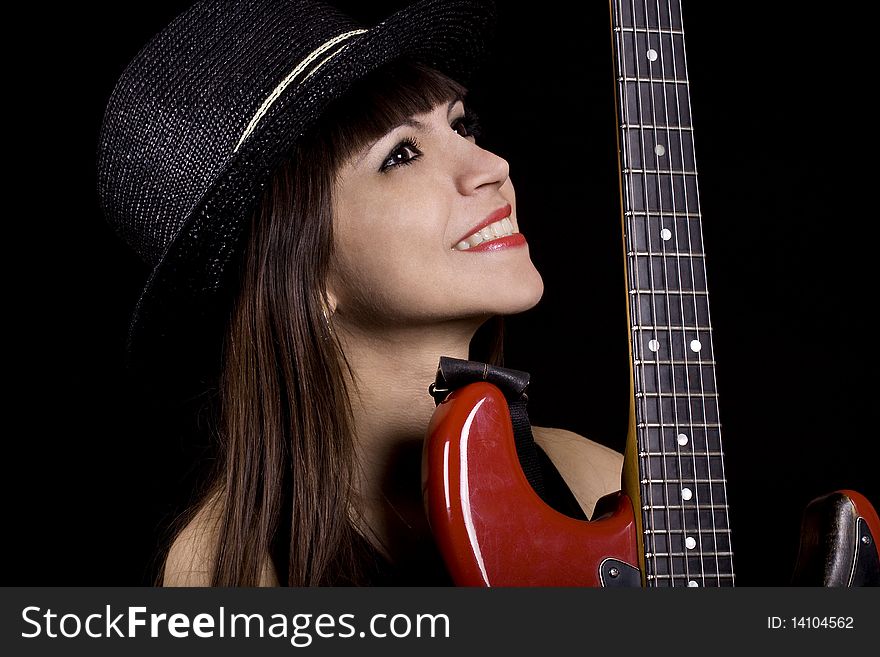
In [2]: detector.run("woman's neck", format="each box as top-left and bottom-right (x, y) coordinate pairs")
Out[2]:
(335, 318), (483, 568)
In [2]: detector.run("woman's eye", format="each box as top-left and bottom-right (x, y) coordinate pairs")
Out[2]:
(380, 138), (422, 172)
(452, 111), (481, 141)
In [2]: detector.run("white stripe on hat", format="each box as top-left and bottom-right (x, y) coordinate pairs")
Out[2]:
(234, 28), (368, 153)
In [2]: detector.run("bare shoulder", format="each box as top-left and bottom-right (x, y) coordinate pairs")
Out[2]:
(531, 426), (624, 520)
(162, 491), (280, 587)
(162, 493), (223, 587)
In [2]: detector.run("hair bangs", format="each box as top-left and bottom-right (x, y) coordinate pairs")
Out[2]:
(319, 59), (469, 168)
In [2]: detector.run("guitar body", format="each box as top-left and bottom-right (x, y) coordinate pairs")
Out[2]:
(423, 382), (639, 586)
(424, 383), (880, 586)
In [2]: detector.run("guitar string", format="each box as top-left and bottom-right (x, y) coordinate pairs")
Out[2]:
(657, 0), (705, 586)
(623, 0), (660, 585)
(675, 0), (733, 585)
(637, 0), (681, 586)
(672, 0), (706, 586)
(642, 0), (681, 585)
(667, 0), (725, 585)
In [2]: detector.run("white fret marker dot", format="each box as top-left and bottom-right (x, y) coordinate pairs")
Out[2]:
(677, 433), (689, 446)
(681, 487), (693, 501)
(690, 340), (702, 352)
(660, 228), (672, 241)
(655, 144), (666, 157)
(688, 580), (699, 587)
(648, 339), (660, 352)
(685, 536), (697, 550)
(647, 48), (658, 61)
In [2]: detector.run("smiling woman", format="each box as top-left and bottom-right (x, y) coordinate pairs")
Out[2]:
(328, 73), (544, 329)
(97, 0), (622, 587)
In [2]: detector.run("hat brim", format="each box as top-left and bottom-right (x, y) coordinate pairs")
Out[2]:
(123, 0), (497, 401)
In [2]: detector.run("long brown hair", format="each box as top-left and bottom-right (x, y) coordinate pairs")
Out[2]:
(156, 60), (503, 586)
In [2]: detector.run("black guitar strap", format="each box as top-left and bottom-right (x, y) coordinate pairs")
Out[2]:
(428, 356), (549, 505)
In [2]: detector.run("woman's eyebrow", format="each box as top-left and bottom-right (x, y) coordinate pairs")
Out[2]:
(356, 95), (464, 163)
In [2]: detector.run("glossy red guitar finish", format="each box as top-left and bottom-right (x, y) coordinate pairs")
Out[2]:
(843, 489), (880, 541)
(423, 382), (638, 586)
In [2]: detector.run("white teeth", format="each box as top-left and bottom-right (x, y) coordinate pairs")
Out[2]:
(454, 216), (516, 251)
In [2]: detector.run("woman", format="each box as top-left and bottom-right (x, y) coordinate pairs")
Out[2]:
(98, 0), (623, 586)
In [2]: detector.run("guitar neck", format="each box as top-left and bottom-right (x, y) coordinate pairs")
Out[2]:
(610, 0), (734, 586)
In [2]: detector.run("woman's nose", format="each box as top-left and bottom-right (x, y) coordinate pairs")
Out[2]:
(453, 140), (510, 195)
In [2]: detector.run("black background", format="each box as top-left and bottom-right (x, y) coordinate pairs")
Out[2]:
(8, 1), (876, 586)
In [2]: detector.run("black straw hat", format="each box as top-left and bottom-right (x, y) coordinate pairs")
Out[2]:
(97, 0), (496, 400)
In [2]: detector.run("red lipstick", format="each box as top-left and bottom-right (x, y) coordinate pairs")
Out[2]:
(466, 233), (526, 252)
(455, 203), (513, 245)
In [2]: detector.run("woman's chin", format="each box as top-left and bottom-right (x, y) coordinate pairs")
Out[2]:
(486, 270), (545, 316)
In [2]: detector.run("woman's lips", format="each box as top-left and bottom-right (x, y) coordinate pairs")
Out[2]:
(453, 203), (525, 251)
(464, 233), (527, 252)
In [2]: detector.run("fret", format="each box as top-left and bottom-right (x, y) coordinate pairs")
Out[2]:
(646, 506), (729, 532)
(637, 392), (719, 399)
(645, 533), (732, 558)
(643, 503), (728, 511)
(636, 395), (720, 425)
(626, 211), (704, 253)
(641, 427), (723, 453)
(632, 324), (712, 331)
(621, 80), (692, 128)
(625, 210), (699, 218)
(631, 289), (708, 295)
(623, 168), (697, 176)
(631, 297), (711, 331)
(636, 364), (718, 395)
(645, 528), (732, 535)
(643, 481), (728, 504)
(623, 127), (696, 172)
(641, 426), (721, 450)
(632, 322), (713, 336)
(643, 453), (726, 477)
(628, 252), (706, 259)
(641, 478), (726, 484)
(644, 524), (733, 552)
(615, 27), (685, 36)
(618, 76), (688, 84)
(633, 382), (718, 408)
(648, 560), (735, 586)
(618, 29), (687, 80)
(646, 551), (734, 558)
(641, 451), (725, 457)
(620, 124), (693, 131)
(650, 554), (735, 582)
(634, 359), (715, 365)
(629, 254), (708, 292)
(625, 171), (700, 213)
(615, 0), (683, 31)
(650, 574), (735, 582)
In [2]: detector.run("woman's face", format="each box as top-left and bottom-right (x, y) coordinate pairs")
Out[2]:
(328, 98), (544, 329)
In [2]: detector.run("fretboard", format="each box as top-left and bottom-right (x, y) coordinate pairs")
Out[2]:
(610, 0), (734, 587)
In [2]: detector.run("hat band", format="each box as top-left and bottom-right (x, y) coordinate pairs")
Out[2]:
(234, 28), (369, 153)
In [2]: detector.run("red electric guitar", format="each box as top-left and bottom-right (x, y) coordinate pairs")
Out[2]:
(423, 0), (880, 586)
